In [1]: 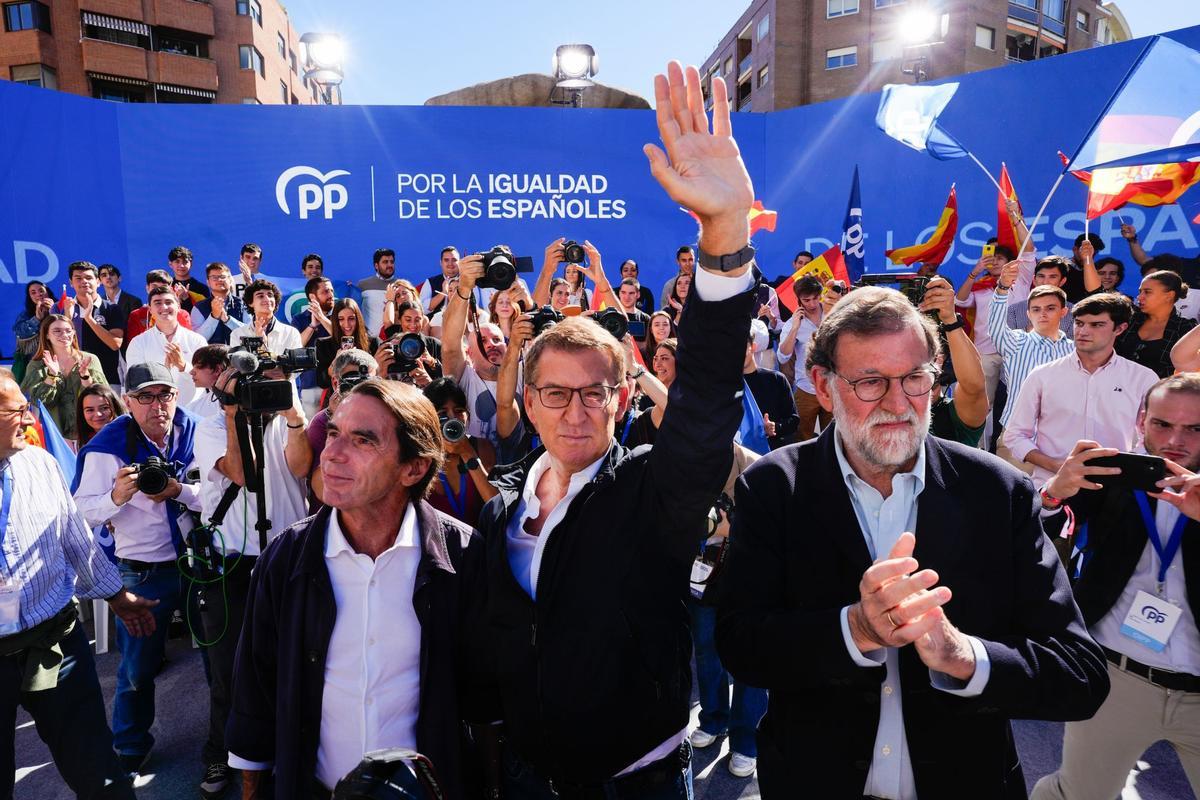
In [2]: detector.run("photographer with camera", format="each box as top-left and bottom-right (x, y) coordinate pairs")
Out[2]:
(377, 323), (442, 389)
(227, 378), (494, 800)
(423, 377), (498, 526)
(191, 358), (313, 797)
(1032, 375), (1200, 800)
(308, 349), (378, 506)
(71, 362), (203, 778)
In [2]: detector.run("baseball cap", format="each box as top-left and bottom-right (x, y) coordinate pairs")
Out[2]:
(124, 362), (176, 393)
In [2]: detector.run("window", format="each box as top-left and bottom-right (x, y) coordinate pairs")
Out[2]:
(757, 64), (769, 87)
(10, 63), (54, 88)
(1076, 10), (1089, 32)
(276, 32), (286, 57)
(241, 97), (260, 104)
(827, 0), (859, 16)
(279, 80), (287, 103)
(156, 32), (209, 58)
(239, 44), (264, 77)
(1042, 0), (1065, 22)
(756, 14), (769, 42)
(3, 1), (50, 33)
(83, 20), (150, 50)
(871, 40), (902, 62)
(826, 46), (858, 69)
(874, 0), (905, 7)
(289, 49), (297, 73)
(1011, 0), (1036, 7)
(975, 24), (995, 50)
(91, 79), (145, 103)
(724, 56), (733, 76)
(236, 0), (262, 25)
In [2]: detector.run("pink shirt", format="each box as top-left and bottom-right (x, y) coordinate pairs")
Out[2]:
(1002, 350), (1159, 484)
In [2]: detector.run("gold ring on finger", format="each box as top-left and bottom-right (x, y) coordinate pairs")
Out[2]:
(886, 611), (899, 629)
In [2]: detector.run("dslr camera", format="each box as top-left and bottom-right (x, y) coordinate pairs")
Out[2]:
(214, 336), (316, 414)
(529, 305), (564, 337)
(338, 365), (372, 394)
(561, 240), (586, 265)
(592, 308), (629, 340)
(475, 245), (535, 291)
(438, 414), (466, 443)
(857, 273), (930, 307)
(386, 333), (426, 378)
(131, 456), (173, 495)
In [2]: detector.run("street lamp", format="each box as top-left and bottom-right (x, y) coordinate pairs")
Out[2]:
(899, 8), (947, 83)
(301, 32), (345, 101)
(550, 44), (597, 107)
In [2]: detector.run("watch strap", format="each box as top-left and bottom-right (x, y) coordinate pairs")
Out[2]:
(940, 317), (965, 333)
(697, 244), (756, 273)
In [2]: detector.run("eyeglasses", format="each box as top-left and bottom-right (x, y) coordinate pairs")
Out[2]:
(129, 391), (177, 406)
(0, 403), (32, 419)
(833, 366), (938, 402)
(527, 383), (619, 409)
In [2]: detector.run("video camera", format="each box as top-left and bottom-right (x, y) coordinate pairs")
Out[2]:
(215, 336), (316, 413)
(475, 245), (534, 291)
(856, 273), (930, 307)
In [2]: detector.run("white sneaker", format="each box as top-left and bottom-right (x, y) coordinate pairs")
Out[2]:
(728, 752), (757, 778)
(689, 728), (719, 748)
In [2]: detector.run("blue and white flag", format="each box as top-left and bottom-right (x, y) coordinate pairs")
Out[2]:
(841, 166), (866, 284)
(735, 381), (771, 456)
(875, 83), (969, 161)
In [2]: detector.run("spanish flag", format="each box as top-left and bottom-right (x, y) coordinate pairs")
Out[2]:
(684, 200), (778, 236)
(885, 185), (958, 267)
(996, 164), (1023, 255)
(1059, 150), (1200, 219)
(777, 243), (846, 313)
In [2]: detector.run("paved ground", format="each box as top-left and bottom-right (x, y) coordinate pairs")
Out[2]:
(12, 621), (1198, 799)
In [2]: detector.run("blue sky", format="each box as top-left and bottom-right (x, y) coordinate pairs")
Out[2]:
(284, 1), (1200, 105)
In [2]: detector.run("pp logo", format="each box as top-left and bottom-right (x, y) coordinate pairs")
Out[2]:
(275, 166), (350, 219)
(1141, 605), (1168, 624)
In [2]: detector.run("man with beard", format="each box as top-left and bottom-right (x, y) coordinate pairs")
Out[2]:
(714, 286), (1110, 798)
(356, 248), (396, 335)
(442, 263), (510, 450)
(1032, 374), (1200, 800)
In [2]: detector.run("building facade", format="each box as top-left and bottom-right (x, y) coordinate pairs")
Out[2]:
(699, 0), (1130, 112)
(0, 0), (340, 104)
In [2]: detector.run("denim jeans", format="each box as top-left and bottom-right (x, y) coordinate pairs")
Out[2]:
(502, 746), (694, 800)
(689, 601), (768, 758)
(112, 562), (184, 757)
(0, 621), (135, 799)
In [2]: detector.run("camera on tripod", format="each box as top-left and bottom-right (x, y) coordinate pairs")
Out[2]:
(215, 336), (316, 413)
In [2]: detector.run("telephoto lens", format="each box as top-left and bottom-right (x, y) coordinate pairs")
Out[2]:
(440, 416), (466, 443)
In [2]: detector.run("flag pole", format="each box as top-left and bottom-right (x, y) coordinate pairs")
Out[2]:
(966, 151), (1002, 193)
(1018, 171), (1067, 256)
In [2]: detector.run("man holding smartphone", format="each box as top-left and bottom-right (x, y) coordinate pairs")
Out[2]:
(1033, 373), (1200, 800)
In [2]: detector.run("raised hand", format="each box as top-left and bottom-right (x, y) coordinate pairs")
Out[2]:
(43, 352), (61, 377)
(1042, 440), (1121, 501)
(210, 294), (226, 321)
(644, 61), (753, 256)
(164, 341), (186, 372)
(1150, 459), (1200, 523)
(918, 277), (957, 324)
(998, 260), (1020, 290)
(1079, 239), (1095, 264)
(580, 241), (604, 282)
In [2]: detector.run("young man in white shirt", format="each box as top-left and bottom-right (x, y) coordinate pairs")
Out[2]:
(124, 286), (208, 405)
(228, 279), (303, 354)
(776, 275), (830, 441)
(1003, 292), (1159, 484)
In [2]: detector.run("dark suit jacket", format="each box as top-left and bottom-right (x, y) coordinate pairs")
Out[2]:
(715, 429), (1109, 799)
(1044, 486), (1200, 628)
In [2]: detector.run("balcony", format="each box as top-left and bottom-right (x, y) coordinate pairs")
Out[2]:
(81, 38), (149, 81)
(151, 0), (214, 36)
(738, 54), (753, 78)
(78, 0), (144, 21)
(151, 50), (217, 91)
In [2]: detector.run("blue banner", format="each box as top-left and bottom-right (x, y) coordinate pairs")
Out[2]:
(2, 25), (1200, 342)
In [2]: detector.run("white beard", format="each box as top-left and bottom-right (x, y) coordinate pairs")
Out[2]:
(831, 389), (930, 470)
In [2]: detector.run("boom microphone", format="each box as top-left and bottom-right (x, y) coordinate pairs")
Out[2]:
(230, 350), (260, 374)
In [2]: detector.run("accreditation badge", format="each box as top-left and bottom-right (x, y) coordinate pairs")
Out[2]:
(689, 559), (714, 600)
(0, 576), (23, 636)
(1119, 589), (1182, 653)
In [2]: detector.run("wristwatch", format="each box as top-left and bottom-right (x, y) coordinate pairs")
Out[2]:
(940, 316), (965, 333)
(697, 244), (756, 273)
(629, 366), (646, 381)
(458, 457), (481, 475)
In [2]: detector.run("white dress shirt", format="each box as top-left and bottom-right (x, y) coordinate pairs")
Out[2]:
(124, 324), (209, 404)
(229, 320), (303, 354)
(194, 412), (308, 556)
(1002, 350), (1159, 483)
(833, 434), (990, 800)
(73, 423), (202, 563)
(1092, 499), (1200, 673)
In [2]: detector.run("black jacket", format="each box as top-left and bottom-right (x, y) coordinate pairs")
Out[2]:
(743, 367), (799, 448)
(477, 283), (756, 782)
(226, 502), (494, 799)
(1045, 486), (1200, 628)
(715, 430), (1109, 799)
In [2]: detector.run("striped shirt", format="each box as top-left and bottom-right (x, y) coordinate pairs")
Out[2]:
(987, 290), (1076, 427)
(0, 447), (122, 631)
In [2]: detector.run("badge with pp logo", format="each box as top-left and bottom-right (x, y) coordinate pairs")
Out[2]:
(1120, 589), (1182, 653)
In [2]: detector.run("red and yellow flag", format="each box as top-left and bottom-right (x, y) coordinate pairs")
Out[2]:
(1059, 150), (1200, 219)
(995, 164), (1023, 255)
(777, 244), (846, 313)
(684, 200), (777, 236)
(885, 185), (958, 267)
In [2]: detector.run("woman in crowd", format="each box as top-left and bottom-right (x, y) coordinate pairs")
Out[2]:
(564, 263), (590, 309)
(665, 272), (692, 325)
(640, 310), (676, 366)
(315, 298), (379, 391)
(629, 338), (677, 444)
(379, 278), (421, 336)
(548, 277), (572, 311)
(13, 280), (57, 381)
(20, 314), (107, 444)
(75, 384), (126, 448)
(1117, 269), (1196, 378)
(423, 377), (497, 527)
(488, 286), (523, 341)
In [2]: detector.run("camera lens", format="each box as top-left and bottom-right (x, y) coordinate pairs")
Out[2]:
(135, 462), (170, 495)
(441, 417), (466, 443)
(562, 241), (586, 264)
(398, 334), (425, 359)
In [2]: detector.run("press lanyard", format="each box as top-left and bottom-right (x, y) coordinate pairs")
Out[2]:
(439, 472), (468, 520)
(0, 470), (13, 575)
(1134, 490), (1187, 595)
